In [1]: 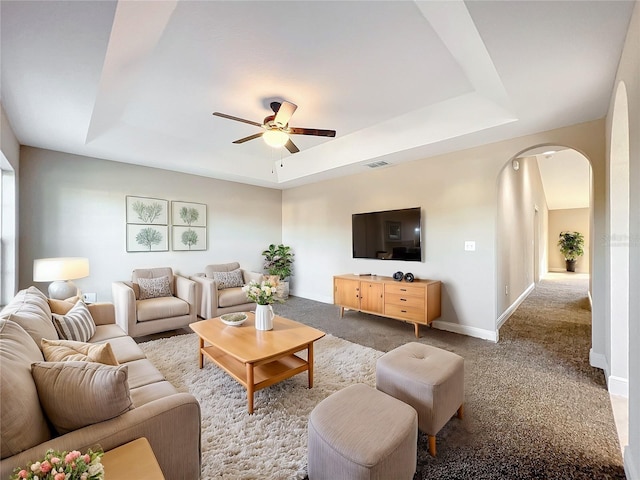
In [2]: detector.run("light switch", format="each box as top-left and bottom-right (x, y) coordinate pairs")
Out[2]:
(464, 241), (476, 251)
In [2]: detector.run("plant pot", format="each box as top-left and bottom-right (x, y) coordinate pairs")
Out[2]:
(566, 259), (576, 272)
(277, 280), (290, 300)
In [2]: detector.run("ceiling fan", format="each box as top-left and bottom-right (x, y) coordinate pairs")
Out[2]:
(212, 101), (336, 154)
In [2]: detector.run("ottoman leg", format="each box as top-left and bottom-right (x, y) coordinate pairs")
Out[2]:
(457, 404), (464, 419)
(428, 435), (437, 457)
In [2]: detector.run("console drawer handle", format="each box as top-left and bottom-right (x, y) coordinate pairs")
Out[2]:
(400, 298), (407, 301)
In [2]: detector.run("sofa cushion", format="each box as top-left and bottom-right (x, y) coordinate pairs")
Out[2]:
(94, 335), (146, 364)
(204, 262), (240, 277)
(209, 269), (244, 290)
(89, 324), (128, 343)
(138, 275), (172, 300)
(31, 361), (133, 435)
(218, 287), (250, 308)
(0, 319), (51, 459)
(52, 300), (96, 342)
(0, 286), (57, 347)
(41, 338), (118, 365)
(123, 358), (166, 389)
(136, 296), (189, 322)
(130, 380), (179, 408)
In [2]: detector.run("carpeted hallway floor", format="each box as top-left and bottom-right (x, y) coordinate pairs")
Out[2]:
(274, 273), (625, 479)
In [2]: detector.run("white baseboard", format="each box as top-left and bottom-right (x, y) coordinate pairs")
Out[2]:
(590, 348), (609, 373)
(431, 320), (498, 342)
(625, 447), (639, 480)
(608, 375), (629, 397)
(496, 282), (535, 331)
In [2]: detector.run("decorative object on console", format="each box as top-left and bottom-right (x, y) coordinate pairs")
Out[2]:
(404, 272), (415, 282)
(125, 196), (169, 252)
(171, 201), (207, 251)
(393, 271), (404, 281)
(242, 278), (279, 329)
(33, 257), (90, 300)
(254, 304), (275, 331)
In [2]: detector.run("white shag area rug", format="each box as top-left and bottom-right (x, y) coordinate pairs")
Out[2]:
(138, 333), (382, 479)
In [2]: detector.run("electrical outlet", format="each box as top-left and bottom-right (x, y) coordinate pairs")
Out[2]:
(464, 241), (476, 251)
(83, 292), (97, 303)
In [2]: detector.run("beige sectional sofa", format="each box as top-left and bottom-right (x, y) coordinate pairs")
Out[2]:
(0, 286), (201, 479)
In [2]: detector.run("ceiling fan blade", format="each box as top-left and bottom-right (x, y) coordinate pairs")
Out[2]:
(232, 132), (264, 144)
(289, 127), (336, 137)
(274, 101), (297, 127)
(284, 139), (300, 154)
(213, 112), (262, 127)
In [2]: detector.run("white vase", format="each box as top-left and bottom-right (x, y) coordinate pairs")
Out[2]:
(255, 304), (274, 331)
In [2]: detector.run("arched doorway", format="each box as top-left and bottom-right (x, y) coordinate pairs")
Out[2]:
(496, 145), (592, 329)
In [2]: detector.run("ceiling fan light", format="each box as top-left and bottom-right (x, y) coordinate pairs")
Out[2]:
(263, 129), (289, 148)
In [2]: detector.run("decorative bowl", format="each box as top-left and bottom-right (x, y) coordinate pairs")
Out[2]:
(220, 312), (248, 326)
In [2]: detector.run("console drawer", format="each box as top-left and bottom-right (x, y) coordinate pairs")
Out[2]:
(385, 283), (424, 298)
(385, 303), (425, 323)
(385, 293), (424, 309)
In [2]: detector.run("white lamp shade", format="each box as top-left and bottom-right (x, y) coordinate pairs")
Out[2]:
(263, 129), (289, 148)
(33, 257), (90, 282)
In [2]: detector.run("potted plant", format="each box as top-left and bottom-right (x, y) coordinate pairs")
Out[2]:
(557, 231), (585, 272)
(262, 244), (294, 299)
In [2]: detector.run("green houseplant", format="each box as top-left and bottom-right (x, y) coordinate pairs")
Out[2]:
(557, 231), (585, 272)
(262, 244), (294, 299)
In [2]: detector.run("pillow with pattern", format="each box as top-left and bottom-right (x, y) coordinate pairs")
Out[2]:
(138, 275), (172, 300)
(51, 300), (96, 342)
(209, 269), (244, 290)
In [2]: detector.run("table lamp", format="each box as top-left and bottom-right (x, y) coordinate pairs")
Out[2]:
(33, 257), (90, 299)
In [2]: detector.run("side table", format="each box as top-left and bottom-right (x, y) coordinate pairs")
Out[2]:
(101, 437), (165, 479)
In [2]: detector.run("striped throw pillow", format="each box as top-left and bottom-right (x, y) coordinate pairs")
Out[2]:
(51, 300), (96, 342)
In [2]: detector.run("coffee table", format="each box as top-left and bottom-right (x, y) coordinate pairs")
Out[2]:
(102, 437), (165, 479)
(190, 312), (325, 413)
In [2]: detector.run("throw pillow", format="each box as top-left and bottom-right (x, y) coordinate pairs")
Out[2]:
(48, 297), (80, 315)
(31, 361), (133, 434)
(137, 276), (172, 300)
(41, 338), (118, 366)
(51, 300), (96, 342)
(209, 269), (244, 290)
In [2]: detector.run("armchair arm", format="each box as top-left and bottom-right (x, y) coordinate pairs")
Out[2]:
(243, 270), (264, 284)
(190, 275), (219, 319)
(175, 274), (197, 316)
(111, 281), (137, 335)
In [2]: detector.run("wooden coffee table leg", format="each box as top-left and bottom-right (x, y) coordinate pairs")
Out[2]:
(246, 363), (254, 414)
(198, 337), (204, 369)
(308, 342), (314, 388)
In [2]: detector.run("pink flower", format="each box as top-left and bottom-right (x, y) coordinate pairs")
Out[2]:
(50, 457), (60, 465)
(40, 460), (52, 473)
(83, 454), (90, 464)
(17, 470), (27, 478)
(64, 450), (80, 464)
(55, 473), (66, 480)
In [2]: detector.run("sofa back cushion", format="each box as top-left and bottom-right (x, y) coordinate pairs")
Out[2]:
(132, 267), (174, 298)
(0, 286), (57, 347)
(0, 319), (51, 459)
(204, 262), (241, 277)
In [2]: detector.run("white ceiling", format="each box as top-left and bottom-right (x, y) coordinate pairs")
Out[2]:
(0, 1), (635, 189)
(536, 149), (591, 210)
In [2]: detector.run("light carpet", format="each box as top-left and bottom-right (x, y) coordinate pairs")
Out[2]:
(138, 333), (382, 479)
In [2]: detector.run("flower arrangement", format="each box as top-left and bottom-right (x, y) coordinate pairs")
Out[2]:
(242, 279), (282, 305)
(12, 448), (104, 480)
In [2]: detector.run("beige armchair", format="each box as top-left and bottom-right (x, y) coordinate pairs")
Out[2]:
(112, 267), (197, 337)
(191, 262), (263, 319)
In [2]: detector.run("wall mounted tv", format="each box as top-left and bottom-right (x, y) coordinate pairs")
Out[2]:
(352, 207), (422, 261)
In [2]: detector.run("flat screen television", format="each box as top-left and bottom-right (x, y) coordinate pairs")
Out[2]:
(352, 207), (422, 261)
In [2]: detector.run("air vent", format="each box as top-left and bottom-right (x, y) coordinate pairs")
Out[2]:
(365, 161), (389, 168)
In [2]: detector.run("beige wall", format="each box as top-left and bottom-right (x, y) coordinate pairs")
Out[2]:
(497, 155), (549, 317)
(606, 2), (639, 477)
(547, 208), (590, 273)
(283, 119), (606, 341)
(19, 147), (283, 302)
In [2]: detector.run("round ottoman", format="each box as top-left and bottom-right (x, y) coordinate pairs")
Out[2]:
(307, 383), (417, 480)
(376, 342), (464, 456)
